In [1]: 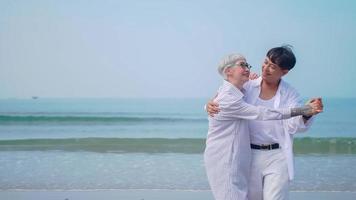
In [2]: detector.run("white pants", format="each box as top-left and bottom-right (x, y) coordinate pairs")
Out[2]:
(248, 148), (289, 200)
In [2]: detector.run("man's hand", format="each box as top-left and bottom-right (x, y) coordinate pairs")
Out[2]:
(207, 100), (220, 117)
(305, 97), (323, 116)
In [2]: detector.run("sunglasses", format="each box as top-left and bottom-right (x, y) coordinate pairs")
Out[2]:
(236, 62), (252, 70)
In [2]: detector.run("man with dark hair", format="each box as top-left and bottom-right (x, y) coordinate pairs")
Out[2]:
(207, 45), (323, 200)
(266, 45), (296, 70)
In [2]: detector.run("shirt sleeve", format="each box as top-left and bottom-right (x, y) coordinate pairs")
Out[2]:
(283, 90), (314, 134)
(213, 92), (291, 121)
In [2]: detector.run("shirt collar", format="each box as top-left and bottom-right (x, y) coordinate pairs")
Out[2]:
(251, 77), (286, 95)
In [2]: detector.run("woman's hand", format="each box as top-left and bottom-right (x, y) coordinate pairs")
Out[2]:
(207, 100), (220, 117)
(249, 72), (260, 80)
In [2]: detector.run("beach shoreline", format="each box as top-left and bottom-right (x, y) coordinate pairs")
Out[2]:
(1, 189), (356, 200)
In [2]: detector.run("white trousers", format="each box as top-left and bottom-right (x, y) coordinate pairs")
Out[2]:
(248, 148), (289, 200)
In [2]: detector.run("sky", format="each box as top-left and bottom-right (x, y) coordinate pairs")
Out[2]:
(1, 0), (355, 98)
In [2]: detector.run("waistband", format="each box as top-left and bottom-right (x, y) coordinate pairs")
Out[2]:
(250, 143), (280, 150)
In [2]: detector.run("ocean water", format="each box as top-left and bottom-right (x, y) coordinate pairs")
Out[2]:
(0, 98), (355, 191)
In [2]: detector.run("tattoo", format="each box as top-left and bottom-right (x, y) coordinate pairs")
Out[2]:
(291, 105), (312, 117)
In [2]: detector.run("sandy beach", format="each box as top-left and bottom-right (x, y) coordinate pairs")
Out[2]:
(1, 190), (356, 200)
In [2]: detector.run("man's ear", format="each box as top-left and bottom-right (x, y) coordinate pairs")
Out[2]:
(282, 69), (289, 76)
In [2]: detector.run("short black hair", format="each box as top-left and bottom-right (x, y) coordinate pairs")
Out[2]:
(266, 45), (296, 70)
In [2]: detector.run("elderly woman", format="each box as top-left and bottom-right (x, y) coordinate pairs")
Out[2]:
(204, 54), (320, 200)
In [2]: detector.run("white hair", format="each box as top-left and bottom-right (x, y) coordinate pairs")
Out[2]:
(217, 53), (246, 79)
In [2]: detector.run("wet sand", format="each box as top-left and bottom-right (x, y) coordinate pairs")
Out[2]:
(1, 189), (356, 200)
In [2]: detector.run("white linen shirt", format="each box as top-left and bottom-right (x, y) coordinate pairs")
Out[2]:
(204, 80), (292, 200)
(243, 77), (314, 180)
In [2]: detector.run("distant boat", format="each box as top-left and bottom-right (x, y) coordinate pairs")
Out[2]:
(32, 96), (39, 100)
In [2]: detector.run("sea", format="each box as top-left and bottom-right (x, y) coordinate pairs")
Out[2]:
(0, 98), (355, 191)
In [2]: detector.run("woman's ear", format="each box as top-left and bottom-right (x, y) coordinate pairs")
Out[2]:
(225, 67), (232, 76)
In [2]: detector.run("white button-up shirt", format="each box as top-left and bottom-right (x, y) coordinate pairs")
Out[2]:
(204, 80), (292, 200)
(243, 77), (314, 180)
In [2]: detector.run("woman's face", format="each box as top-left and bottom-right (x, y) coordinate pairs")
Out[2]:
(226, 59), (251, 84)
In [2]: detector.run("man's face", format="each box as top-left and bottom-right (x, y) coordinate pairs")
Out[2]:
(261, 57), (289, 83)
